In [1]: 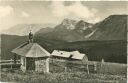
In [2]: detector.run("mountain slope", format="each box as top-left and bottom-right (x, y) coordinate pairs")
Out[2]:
(1, 34), (28, 60)
(88, 15), (127, 40)
(2, 23), (55, 36)
(37, 19), (93, 42)
(35, 27), (54, 35)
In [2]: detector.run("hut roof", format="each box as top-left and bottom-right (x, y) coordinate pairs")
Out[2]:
(71, 51), (85, 60)
(51, 50), (87, 60)
(51, 50), (71, 58)
(12, 43), (50, 57)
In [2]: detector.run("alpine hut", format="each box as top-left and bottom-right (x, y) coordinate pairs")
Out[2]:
(12, 42), (50, 72)
(11, 31), (50, 73)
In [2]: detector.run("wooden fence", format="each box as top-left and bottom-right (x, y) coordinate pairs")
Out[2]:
(0, 59), (127, 75)
(49, 59), (127, 75)
(0, 59), (21, 68)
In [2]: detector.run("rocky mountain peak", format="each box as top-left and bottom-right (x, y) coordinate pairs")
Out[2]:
(75, 20), (93, 32)
(60, 18), (77, 30)
(62, 18), (77, 25)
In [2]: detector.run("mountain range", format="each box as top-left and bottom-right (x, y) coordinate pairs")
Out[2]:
(36, 15), (127, 41)
(88, 15), (127, 40)
(36, 19), (94, 42)
(1, 15), (127, 63)
(2, 15), (127, 41)
(1, 23), (55, 36)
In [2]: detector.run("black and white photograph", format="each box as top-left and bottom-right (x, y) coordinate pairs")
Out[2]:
(0, 0), (127, 83)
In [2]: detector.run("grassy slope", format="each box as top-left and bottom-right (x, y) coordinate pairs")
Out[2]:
(35, 35), (127, 63)
(0, 69), (126, 83)
(1, 34), (127, 63)
(53, 40), (127, 63)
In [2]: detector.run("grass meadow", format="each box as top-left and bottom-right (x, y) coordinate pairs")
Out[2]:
(0, 61), (127, 83)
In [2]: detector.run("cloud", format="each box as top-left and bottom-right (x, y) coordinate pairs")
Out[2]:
(51, 2), (68, 18)
(88, 17), (101, 23)
(21, 11), (30, 17)
(67, 2), (95, 18)
(51, 1), (100, 23)
(0, 5), (13, 18)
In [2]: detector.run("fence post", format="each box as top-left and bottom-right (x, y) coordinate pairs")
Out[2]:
(11, 59), (12, 69)
(65, 67), (67, 72)
(101, 59), (104, 68)
(14, 54), (16, 64)
(87, 64), (89, 74)
(94, 63), (97, 73)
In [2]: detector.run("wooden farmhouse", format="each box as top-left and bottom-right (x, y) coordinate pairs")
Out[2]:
(51, 50), (88, 61)
(11, 42), (50, 73)
(49, 50), (88, 73)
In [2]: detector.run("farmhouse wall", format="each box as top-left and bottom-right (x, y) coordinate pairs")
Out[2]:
(49, 58), (88, 73)
(49, 58), (66, 73)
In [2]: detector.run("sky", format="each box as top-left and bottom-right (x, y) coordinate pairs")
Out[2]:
(0, 1), (128, 31)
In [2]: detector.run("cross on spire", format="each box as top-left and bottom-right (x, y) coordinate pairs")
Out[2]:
(28, 29), (33, 43)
